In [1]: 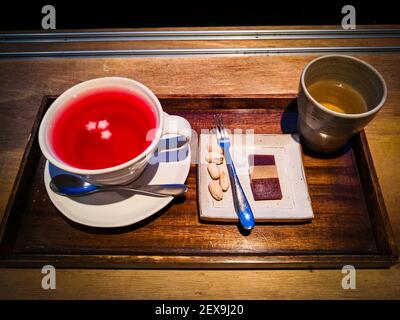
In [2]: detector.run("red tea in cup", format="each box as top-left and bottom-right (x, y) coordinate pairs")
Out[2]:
(50, 87), (157, 170)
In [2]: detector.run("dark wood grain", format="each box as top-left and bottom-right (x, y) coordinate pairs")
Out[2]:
(0, 95), (397, 269)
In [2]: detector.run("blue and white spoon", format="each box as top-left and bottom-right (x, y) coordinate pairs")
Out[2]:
(50, 174), (187, 197)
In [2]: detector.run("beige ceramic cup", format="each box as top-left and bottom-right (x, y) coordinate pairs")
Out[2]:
(297, 55), (387, 153)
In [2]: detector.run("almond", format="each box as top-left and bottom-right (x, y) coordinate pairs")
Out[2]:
(207, 163), (220, 179)
(206, 153), (224, 164)
(220, 170), (230, 191)
(208, 180), (223, 201)
(207, 143), (223, 155)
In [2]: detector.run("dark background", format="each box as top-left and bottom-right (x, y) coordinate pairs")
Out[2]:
(1, 1), (399, 31)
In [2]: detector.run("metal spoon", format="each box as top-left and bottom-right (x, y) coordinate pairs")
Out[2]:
(50, 174), (188, 197)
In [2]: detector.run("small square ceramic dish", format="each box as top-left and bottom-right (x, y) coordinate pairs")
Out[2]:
(198, 133), (314, 222)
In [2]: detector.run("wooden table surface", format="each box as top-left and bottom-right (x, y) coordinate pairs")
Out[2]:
(0, 26), (399, 299)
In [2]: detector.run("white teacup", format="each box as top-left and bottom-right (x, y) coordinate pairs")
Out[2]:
(39, 77), (192, 185)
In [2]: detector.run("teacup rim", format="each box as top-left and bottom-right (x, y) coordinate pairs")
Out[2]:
(300, 54), (387, 119)
(38, 77), (164, 175)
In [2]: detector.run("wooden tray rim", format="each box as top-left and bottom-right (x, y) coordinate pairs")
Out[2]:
(0, 95), (398, 269)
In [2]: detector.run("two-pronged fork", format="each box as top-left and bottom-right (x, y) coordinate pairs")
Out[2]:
(214, 114), (255, 231)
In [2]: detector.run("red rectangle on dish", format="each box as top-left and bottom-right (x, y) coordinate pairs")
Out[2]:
(249, 154), (276, 166)
(250, 178), (283, 200)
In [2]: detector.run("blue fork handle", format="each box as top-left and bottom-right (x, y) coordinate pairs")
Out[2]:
(224, 149), (255, 231)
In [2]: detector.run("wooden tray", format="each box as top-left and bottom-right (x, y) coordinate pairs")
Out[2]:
(0, 95), (397, 269)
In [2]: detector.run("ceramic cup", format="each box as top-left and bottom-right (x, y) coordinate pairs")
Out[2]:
(39, 77), (192, 185)
(297, 55), (387, 153)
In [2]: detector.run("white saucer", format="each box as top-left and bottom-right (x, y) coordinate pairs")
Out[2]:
(44, 146), (191, 228)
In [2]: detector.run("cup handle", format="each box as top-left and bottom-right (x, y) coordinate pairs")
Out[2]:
(158, 112), (192, 154)
(162, 112), (192, 142)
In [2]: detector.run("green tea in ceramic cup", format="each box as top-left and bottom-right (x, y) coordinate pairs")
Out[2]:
(297, 55), (387, 153)
(307, 79), (368, 115)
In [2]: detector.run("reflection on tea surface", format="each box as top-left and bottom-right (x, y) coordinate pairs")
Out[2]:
(308, 80), (367, 114)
